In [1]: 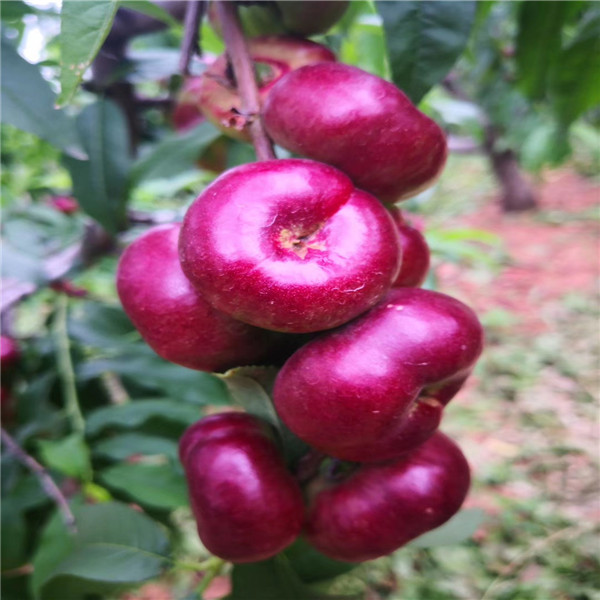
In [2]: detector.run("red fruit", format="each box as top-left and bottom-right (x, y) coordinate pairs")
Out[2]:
(48, 195), (79, 214)
(179, 159), (401, 333)
(174, 37), (335, 141)
(116, 223), (277, 372)
(389, 208), (430, 288)
(1, 336), (20, 373)
(263, 63), (448, 203)
(179, 412), (304, 563)
(304, 431), (471, 562)
(273, 288), (484, 462)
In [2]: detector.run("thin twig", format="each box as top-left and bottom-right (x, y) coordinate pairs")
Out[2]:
(53, 295), (85, 435)
(179, 0), (205, 76)
(479, 524), (593, 600)
(1, 428), (77, 533)
(216, 0), (276, 161)
(195, 556), (226, 596)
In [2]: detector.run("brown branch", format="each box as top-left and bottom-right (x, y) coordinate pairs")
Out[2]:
(215, 0), (276, 161)
(1, 428), (77, 533)
(179, 0), (205, 76)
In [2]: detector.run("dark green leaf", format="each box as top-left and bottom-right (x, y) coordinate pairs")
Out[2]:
(1, 500), (27, 570)
(100, 463), (188, 509)
(93, 433), (179, 461)
(37, 433), (92, 480)
(118, 0), (181, 28)
(57, 0), (119, 106)
(63, 99), (131, 233)
(0, 38), (85, 158)
(78, 346), (230, 407)
(33, 501), (170, 599)
(86, 400), (201, 436)
(284, 537), (356, 584)
(1, 0), (37, 21)
(130, 121), (221, 185)
(228, 555), (318, 600)
(408, 508), (486, 548)
(376, 1), (476, 103)
(68, 301), (137, 350)
(549, 9), (600, 126)
(515, 1), (574, 100)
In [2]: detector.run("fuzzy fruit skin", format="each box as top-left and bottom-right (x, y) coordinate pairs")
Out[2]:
(179, 159), (401, 333)
(1, 336), (20, 373)
(179, 412), (304, 563)
(389, 208), (430, 288)
(116, 224), (277, 372)
(263, 63), (448, 203)
(273, 288), (484, 462)
(176, 37), (335, 142)
(304, 431), (471, 562)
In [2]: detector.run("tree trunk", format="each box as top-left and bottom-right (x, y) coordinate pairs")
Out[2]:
(484, 126), (538, 212)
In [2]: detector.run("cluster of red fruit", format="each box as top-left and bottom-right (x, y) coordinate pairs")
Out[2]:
(117, 7), (484, 565)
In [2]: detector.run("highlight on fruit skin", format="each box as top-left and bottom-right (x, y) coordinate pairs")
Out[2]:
(179, 412), (305, 563)
(263, 62), (448, 203)
(273, 287), (484, 462)
(116, 223), (278, 372)
(178, 158), (402, 333)
(304, 431), (471, 562)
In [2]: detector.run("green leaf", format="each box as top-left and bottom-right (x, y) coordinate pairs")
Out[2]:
(37, 433), (93, 480)
(1, 500), (27, 570)
(57, 0), (119, 107)
(228, 556), (319, 600)
(0, 38), (85, 158)
(339, 9), (389, 79)
(100, 463), (188, 509)
(118, 0), (181, 28)
(68, 301), (136, 350)
(78, 348), (230, 407)
(130, 121), (221, 185)
(549, 9), (600, 126)
(408, 508), (486, 548)
(284, 537), (356, 584)
(218, 367), (280, 427)
(86, 400), (202, 436)
(93, 433), (179, 461)
(376, 1), (476, 103)
(515, 1), (574, 100)
(62, 99), (131, 233)
(32, 501), (170, 599)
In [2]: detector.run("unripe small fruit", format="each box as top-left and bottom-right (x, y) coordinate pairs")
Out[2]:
(304, 431), (470, 562)
(179, 412), (304, 563)
(176, 37), (335, 142)
(116, 224), (277, 372)
(274, 288), (483, 462)
(263, 63), (448, 203)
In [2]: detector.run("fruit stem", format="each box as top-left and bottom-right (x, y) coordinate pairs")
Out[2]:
(53, 295), (85, 436)
(215, 0), (276, 161)
(195, 556), (226, 596)
(179, 0), (205, 76)
(0, 427), (77, 533)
